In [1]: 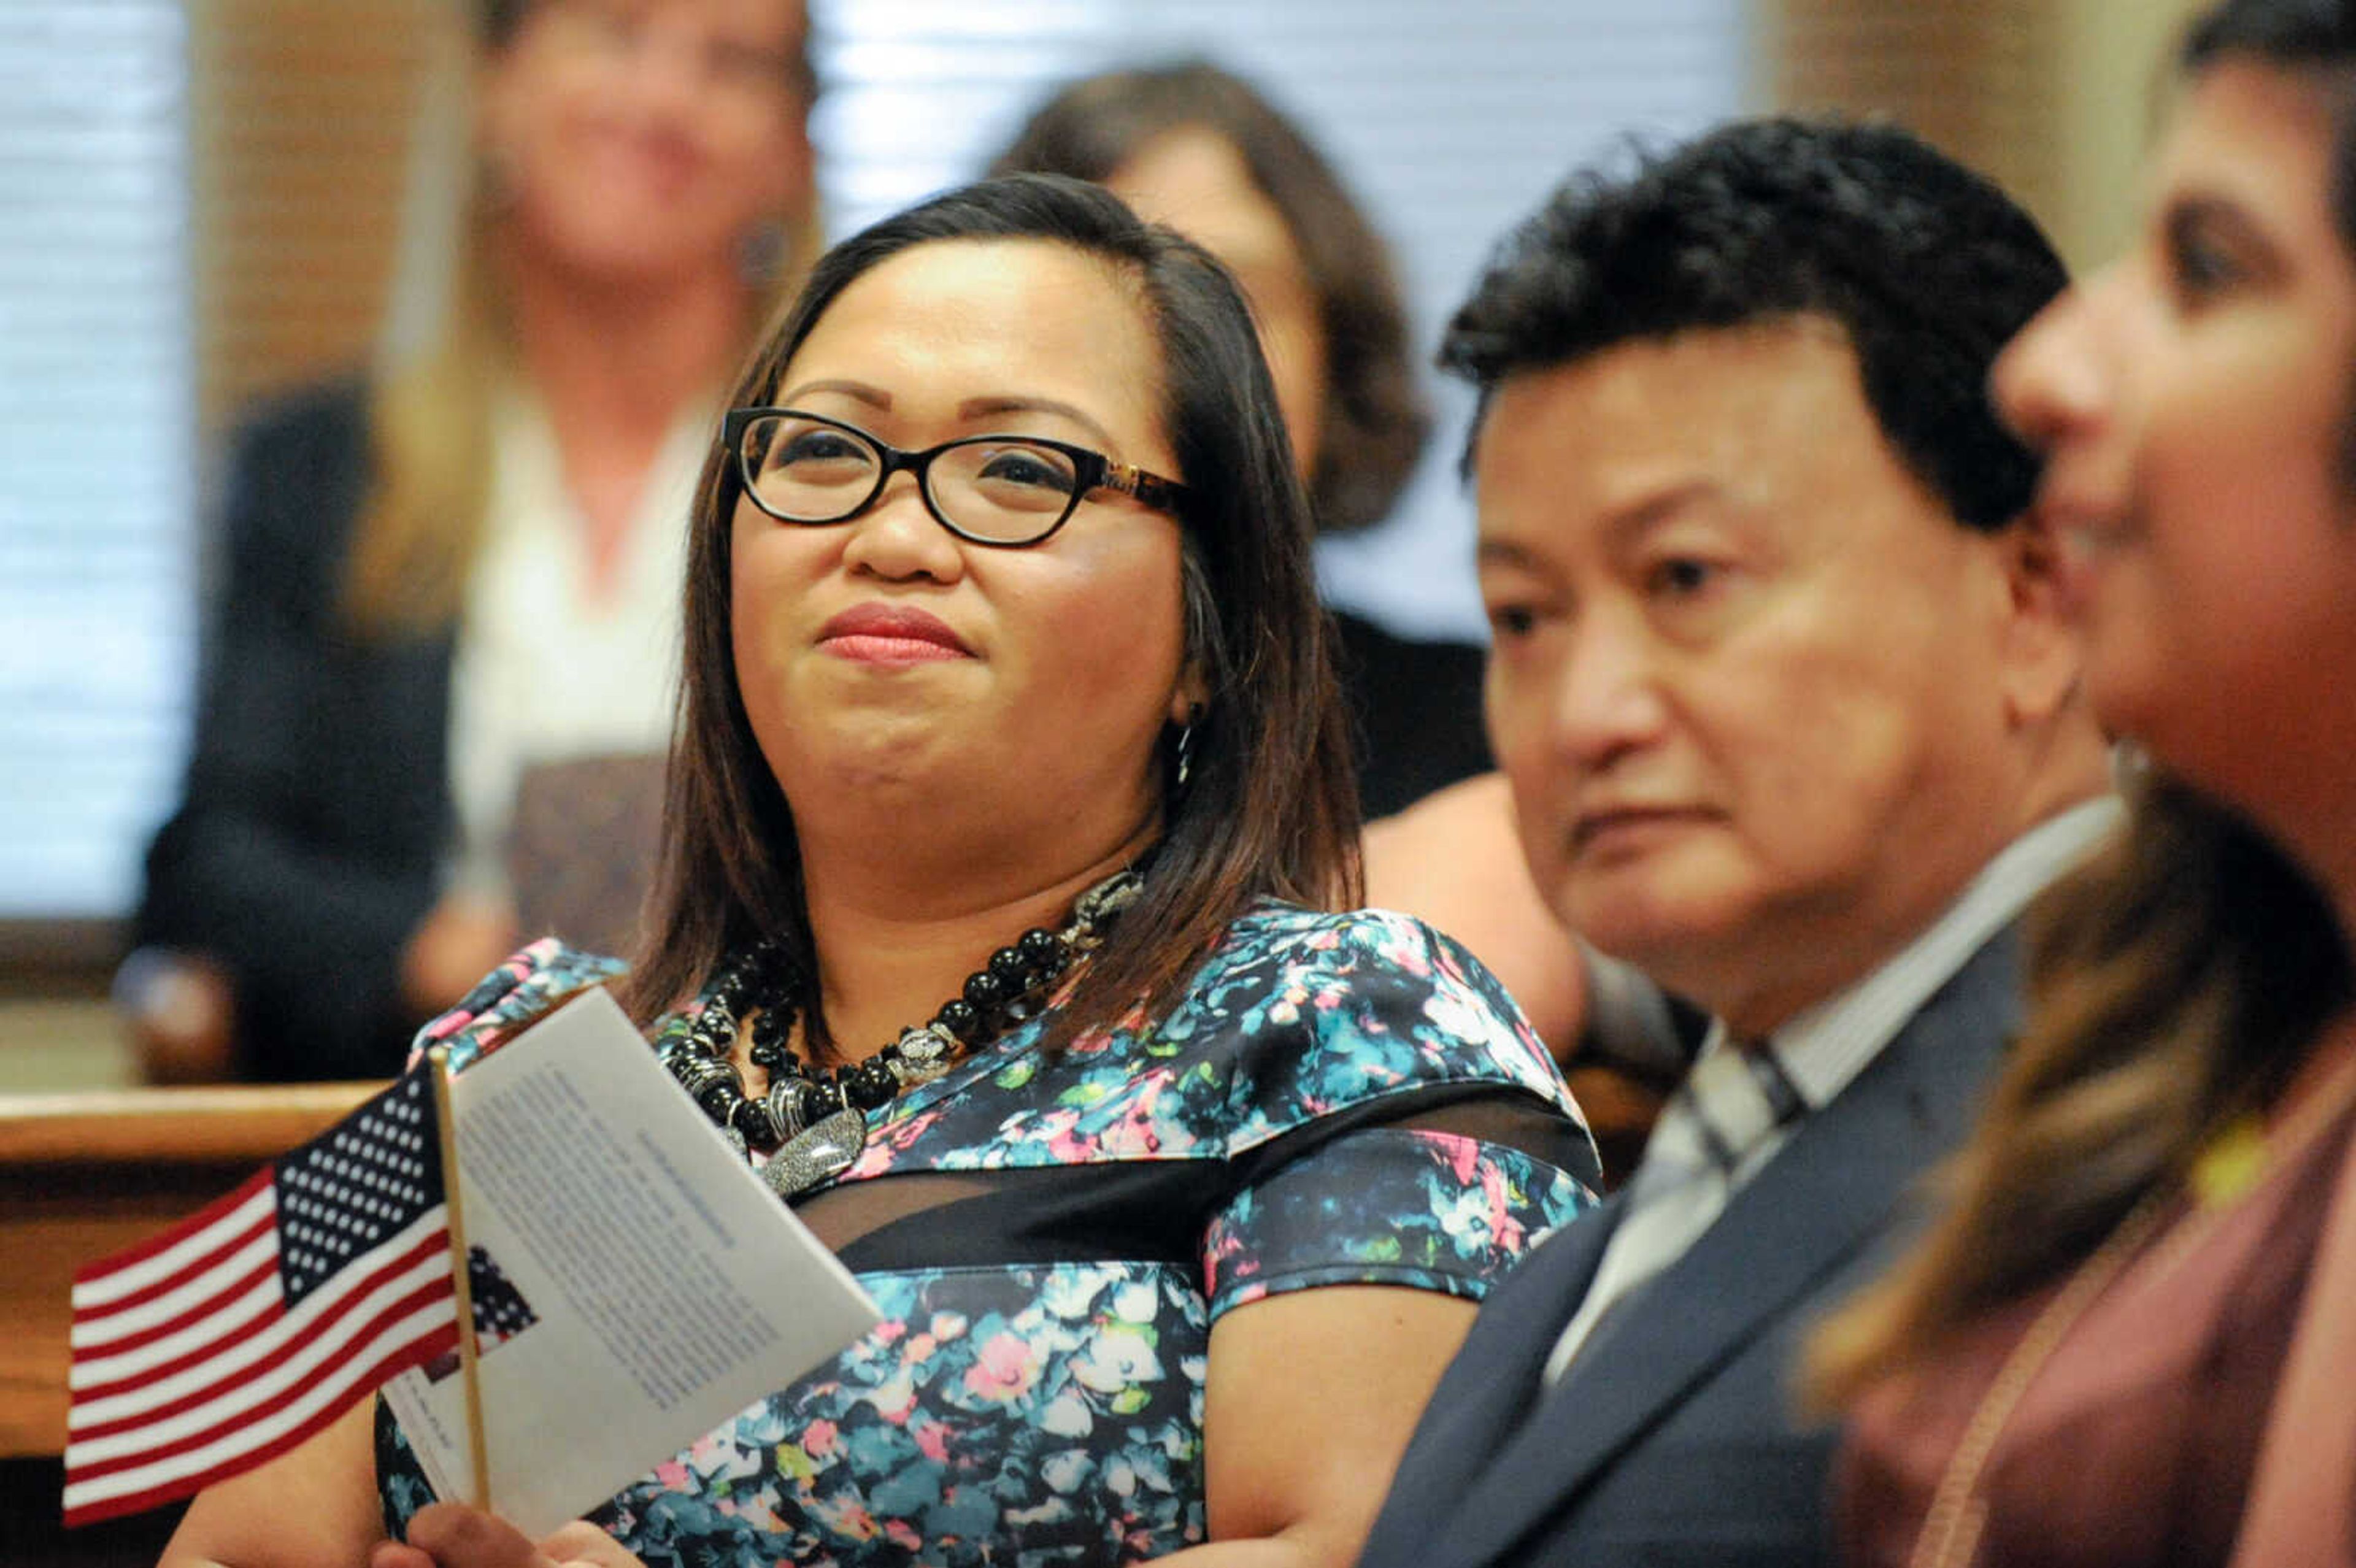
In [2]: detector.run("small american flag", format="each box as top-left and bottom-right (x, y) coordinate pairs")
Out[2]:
(62, 1066), (460, 1526)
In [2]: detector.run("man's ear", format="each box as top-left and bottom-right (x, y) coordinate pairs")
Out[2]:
(1994, 514), (2085, 729)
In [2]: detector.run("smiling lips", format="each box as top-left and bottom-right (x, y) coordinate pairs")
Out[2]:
(2032, 494), (2137, 612)
(818, 604), (974, 664)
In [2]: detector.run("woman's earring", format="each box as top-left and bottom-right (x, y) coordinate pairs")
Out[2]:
(1173, 705), (1203, 794)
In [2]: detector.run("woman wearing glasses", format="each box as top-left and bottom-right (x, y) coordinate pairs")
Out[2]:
(163, 175), (1597, 1568)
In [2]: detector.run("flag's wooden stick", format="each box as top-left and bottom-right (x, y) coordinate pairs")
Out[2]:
(428, 1045), (492, 1512)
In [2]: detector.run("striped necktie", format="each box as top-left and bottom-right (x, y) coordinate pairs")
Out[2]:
(1542, 1040), (1807, 1385)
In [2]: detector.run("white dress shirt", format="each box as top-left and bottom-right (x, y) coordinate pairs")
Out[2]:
(444, 386), (710, 897)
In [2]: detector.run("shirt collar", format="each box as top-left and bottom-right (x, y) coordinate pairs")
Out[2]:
(1706, 794), (2125, 1113)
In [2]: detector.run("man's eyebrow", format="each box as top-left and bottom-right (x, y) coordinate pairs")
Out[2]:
(1475, 482), (1731, 568)
(1602, 480), (1728, 542)
(1476, 536), (1552, 571)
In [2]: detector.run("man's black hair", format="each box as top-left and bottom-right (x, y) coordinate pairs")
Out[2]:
(1440, 117), (2068, 531)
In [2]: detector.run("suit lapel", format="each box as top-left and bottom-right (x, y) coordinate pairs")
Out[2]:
(1431, 931), (2022, 1567)
(1361, 1200), (1622, 1568)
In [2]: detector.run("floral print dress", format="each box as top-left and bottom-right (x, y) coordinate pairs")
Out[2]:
(379, 903), (1599, 1567)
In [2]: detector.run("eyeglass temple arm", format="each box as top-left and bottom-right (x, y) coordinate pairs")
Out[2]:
(1103, 461), (1185, 513)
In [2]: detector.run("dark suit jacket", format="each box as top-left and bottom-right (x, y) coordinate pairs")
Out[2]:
(137, 378), (458, 1082)
(1357, 929), (2023, 1568)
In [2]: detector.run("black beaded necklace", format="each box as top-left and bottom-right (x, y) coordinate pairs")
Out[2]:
(661, 868), (1142, 1200)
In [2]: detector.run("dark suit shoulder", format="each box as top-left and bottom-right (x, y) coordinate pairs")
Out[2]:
(1863, 924), (2026, 1129)
(228, 372), (371, 481)
(213, 372), (377, 616)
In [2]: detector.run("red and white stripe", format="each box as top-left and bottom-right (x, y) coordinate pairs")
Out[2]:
(62, 1169), (457, 1526)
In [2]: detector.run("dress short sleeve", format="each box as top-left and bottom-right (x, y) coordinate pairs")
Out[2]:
(403, 937), (628, 1074)
(1203, 1123), (1592, 1315)
(1189, 907), (1600, 1320)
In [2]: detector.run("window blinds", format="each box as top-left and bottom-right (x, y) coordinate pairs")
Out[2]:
(0, 2), (193, 918)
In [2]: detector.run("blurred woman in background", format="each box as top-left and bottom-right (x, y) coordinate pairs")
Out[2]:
(129, 0), (817, 1081)
(991, 62), (1614, 1073)
(1814, 2), (2356, 1561)
(990, 60), (1489, 824)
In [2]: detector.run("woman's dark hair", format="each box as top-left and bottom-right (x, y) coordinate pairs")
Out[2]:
(621, 172), (1361, 1048)
(991, 60), (1428, 533)
(1811, 0), (2356, 1404)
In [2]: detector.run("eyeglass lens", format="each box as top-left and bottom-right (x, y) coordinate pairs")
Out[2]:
(739, 413), (1081, 544)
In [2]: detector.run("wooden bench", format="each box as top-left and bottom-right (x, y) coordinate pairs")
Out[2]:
(0, 1069), (1655, 1460)
(0, 1064), (1654, 1562)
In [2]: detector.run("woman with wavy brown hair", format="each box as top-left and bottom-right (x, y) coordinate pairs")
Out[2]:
(1812, 2), (2356, 1562)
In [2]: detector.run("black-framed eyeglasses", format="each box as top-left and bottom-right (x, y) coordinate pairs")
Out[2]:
(723, 407), (1188, 548)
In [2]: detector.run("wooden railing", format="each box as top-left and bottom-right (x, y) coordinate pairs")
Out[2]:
(0, 1066), (1657, 1472)
(0, 1083), (382, 1461)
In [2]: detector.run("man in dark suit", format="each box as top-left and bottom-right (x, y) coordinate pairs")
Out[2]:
(1353, 118), (2119, 1568)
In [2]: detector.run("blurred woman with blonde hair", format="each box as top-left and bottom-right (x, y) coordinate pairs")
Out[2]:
(133, 0), (818, 1080)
